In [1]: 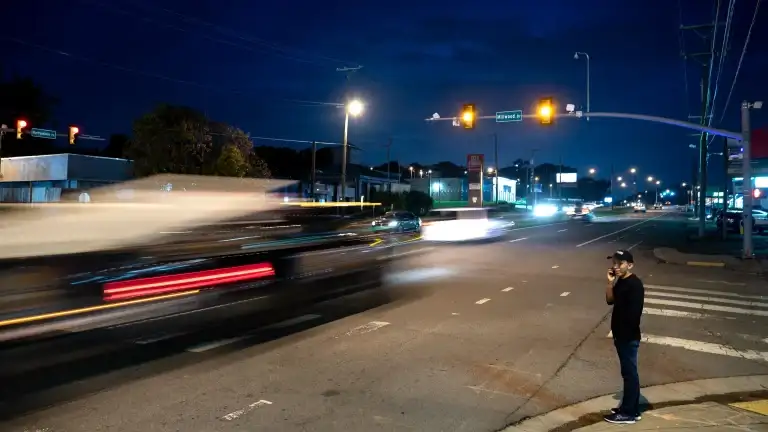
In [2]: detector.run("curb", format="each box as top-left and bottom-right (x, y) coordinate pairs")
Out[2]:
(686, 261), (726, 267)
(502, 375), (768, 432)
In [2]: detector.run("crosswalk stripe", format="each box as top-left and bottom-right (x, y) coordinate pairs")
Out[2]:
(642, 307), (728, 320)
(645, 298), (768, 317)
(642, 334), (768, 361)
(647, 291), (768, 308)
(645, 284), (768, 300)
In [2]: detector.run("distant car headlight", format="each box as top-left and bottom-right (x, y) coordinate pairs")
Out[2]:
(534, 204), (557, 217)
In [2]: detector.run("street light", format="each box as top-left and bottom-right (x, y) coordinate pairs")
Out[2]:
(487, 167), (495, 173)
(621, 182), (627, 187)
(647, 176), (654, 182)
(409, 166), (414, 178)
(589, 168), (596, 174)
(573, 51), (591, 119)
(340, 99), (364, 202)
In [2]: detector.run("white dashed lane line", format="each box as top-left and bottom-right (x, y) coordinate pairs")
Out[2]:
(508, 237), (528, 243)
(502, 287), (514, 292)
(560, 292), (570, 297)
(475, 298), (491, 305)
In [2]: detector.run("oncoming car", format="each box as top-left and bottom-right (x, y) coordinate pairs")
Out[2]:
(422, 207), (514, 242)
(633, 202), (647, 213)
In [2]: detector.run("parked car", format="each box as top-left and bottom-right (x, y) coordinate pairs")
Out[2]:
(716, 209), (768, 234)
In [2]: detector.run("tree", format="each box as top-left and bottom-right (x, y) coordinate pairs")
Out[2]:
(126, 104), (212, 177)
(103, 134), (130, 158)
(214, 144), (248, 177)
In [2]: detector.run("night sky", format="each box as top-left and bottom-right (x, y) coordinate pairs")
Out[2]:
(4, 0), (767, 186)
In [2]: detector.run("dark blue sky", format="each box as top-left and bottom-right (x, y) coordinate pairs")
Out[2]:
(4, 0), (766, 186)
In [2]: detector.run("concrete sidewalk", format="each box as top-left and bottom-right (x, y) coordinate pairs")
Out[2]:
(575, 400), (768, 431)
(504, 375), (768, 432)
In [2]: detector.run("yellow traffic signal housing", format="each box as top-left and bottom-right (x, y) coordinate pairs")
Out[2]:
(538, 98), (554, 125)
(461, 104), (476, 129)
(69, 126), (80, 145)
(16, 119), (27, 139)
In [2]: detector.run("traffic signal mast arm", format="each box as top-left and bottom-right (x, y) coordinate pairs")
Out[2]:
(425, 111), (743, 141)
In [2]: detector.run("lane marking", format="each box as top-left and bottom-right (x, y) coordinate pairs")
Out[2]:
(508, 237), (528, 243)
(560, 292), (570, 297)
(576, 214), (666, 247)
(642, 334), (768, 362)
(696, 279), (747, 286)
(507, 221), (569, 232)
(346, 321), (390, 336)
(502, 287), (514, 292)
(646, 284), (768, 300)
(218, 235), (261, 242)
(552, 265), (560, 269)
(134, 332), (185, 345)
(187, 336), (249, 353)
(476, 298), (491, 305)
(159, 231), (192, 234)
(606, 330), (612, 338)
(557, 229), (568, 232)
(262, 314), (321, 330)
(221, 399), (273, 421)
(628, 240), (643, 250)
(645, 298), (768, 317)
(376, 247), (434, 260)
(647, 291), (768, 308)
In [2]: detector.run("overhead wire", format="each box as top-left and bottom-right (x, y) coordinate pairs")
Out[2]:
(706, 0), (735, 132)
(717, 0), (762, 125)
(677, 0), (692, 117)
(4, 36), (340, 108)
(79, 0), (346, 67)
(124, 0), (359, 67)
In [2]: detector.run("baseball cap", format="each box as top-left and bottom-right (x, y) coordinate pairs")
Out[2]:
(607, 249), (634, 263)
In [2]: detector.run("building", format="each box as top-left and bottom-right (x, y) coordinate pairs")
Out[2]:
(0, 154), (133, 203)
(410, 176), (516, 203)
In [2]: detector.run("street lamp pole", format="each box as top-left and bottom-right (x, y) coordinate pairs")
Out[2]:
(340, 100), (363, 202)
(574, 52), (590, 120)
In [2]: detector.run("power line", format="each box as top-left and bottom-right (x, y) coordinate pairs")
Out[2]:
(677, 0), (692, 117)
(4, 36), (339, 108)
(109, 0), (358, 68)
(717, 0), (762, 125)
(706, 0), (735, 127)
(79, 0), (343, 67)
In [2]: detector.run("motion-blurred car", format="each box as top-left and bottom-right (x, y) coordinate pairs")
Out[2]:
(422, 208), (514, 242)
(371, 211), (421, 233)
(633, 203), (647, 213)
(652, 203), (663, 210)
(567, 202), (594, 221)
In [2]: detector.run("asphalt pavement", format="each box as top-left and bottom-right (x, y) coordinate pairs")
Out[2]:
(3, 210), (768, 432)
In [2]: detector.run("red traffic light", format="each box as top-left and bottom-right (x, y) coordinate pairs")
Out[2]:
(71, 126), (79, 134)
(17, 120), (27, 129)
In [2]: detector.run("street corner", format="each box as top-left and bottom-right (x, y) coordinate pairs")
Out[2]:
(501, 375), (768, 432)
(574, 400), (768, 431)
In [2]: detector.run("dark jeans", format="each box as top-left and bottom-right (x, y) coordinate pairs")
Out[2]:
(614, 338), (640, 415)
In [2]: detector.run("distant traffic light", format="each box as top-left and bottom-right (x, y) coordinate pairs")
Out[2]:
(16, 119), (27, 139)
(537, 97), (554, 125)
(461, 104), (476, 129)
(69, 126), (80, 145)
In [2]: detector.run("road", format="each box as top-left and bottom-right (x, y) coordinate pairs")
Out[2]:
(2, 210), (768, 432)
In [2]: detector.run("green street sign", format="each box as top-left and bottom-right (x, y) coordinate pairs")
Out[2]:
(30, 128), (57, 139)
(496, 110), (523, 122)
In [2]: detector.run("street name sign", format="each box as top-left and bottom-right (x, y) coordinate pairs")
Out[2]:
(495, 110), (523, 123)
(31, 128), (57, 139)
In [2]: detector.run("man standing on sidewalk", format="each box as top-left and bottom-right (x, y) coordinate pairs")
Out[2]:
(604, 250), (644, 424)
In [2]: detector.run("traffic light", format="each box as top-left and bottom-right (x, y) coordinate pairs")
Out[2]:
(69, 126), (80, 145)
(16, 119), (27, 139)
(537, 97), (554, 125)
(461, 104), (476, 129)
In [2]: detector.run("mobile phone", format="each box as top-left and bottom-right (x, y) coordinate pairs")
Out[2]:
(608, 268), (616, 277)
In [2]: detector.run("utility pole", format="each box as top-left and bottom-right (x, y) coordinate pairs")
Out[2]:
(680, 17), (724, 237)
(493, 133), (499, 203)
(385, 138), (392, 192)
(610, 164), (615, 209)
(310, 141), (317, 201)
(741, 100), (763, 258)
(558, 156), (563, 201)
(722, 136), (729, 240)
